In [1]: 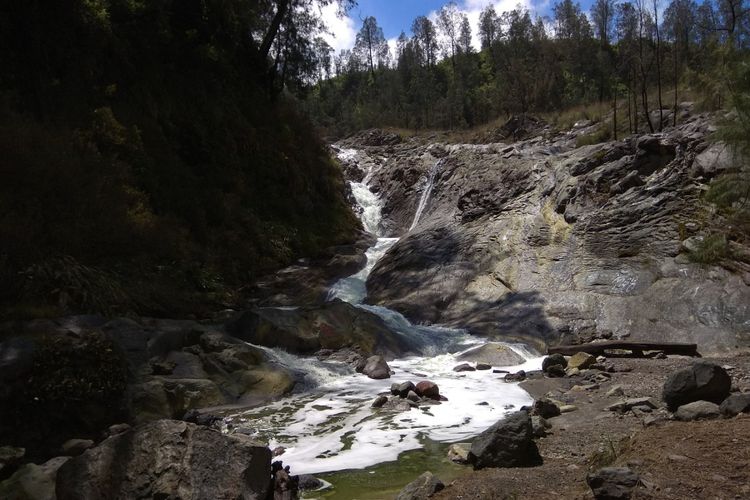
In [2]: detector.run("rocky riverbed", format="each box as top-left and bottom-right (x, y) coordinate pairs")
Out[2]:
(1, 108), (749, 499)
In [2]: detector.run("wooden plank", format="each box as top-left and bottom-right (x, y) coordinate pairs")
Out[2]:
(547, 341), (699, 357)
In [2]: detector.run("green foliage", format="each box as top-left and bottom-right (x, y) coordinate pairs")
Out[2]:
(0, 0), (359, 318)
(575, 124), (613, 147)
(687, 233), (731, 264)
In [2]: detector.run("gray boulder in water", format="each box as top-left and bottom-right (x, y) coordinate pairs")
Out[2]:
(362, 355), (391, 379)
(55, 420), (271, 500)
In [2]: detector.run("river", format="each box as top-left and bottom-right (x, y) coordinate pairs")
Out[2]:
(224, 147), (544, 496)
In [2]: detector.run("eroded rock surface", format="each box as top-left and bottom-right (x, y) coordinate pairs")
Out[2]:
(55, 420), (271, 500)
(336, 116), (749, 352)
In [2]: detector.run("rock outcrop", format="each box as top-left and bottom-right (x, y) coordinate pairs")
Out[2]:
(395, 471), (445, 500)
(55, 420), (271, 500)
(338, 115), (749, 352)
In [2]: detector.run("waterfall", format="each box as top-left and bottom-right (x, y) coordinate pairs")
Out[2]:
(225, 147), (544, 477)
(408, 158), (444, 231)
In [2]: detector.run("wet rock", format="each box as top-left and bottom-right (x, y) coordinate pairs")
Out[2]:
(586, 467), (639, 500)
(532, 398), (561, 419)
(396, 381), (416, 397)
(61, 439), (94, 457)
(476, 363), (492, 370)
(447, 444), (470, 464)
(395, 471), (444, 500)
(674, 400), (721, 421)
(662, 362), (731, 411)
(0, 456), (70, 500)
(271, 462), (298, 500)
(362, 355), (391, 380)
(55, 420), (271, 500)
(542, 353), (567, 373)
(453, 363), (476, 372)
(504, 370), (526, 382)
(297, 474), (324, 491)
(371, 395), (388, 408)
(455, 343), (526, 366)
(568, 352), (596, 370)
(719, 393), (750, 417)
(415, 381), (440, 400)
(468, 411), (543, 469)
(406, 391), (420, 402)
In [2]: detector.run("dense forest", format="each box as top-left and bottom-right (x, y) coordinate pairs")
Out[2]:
(0, 0), (360, 318)
(297, 0), (750, 135)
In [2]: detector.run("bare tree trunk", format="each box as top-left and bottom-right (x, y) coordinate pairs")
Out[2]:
(259, 0), (289, 62)
(613, 89), (618, 140)
(653, 0), (663, 131)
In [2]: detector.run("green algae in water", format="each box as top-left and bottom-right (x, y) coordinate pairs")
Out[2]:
(305, 440), (467, 500)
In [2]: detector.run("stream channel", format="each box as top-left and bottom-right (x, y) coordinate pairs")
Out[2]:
(224, 148), (544, 498)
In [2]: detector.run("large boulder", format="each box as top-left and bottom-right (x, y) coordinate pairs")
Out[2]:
(415, 381), (440, 400)
(542, 353), (567, 373)
(455, 343), (526, 367)
(662, 362), (731, 411)
(395, 471), (444, 500)
(56, 420), (271, 500)
(226, 300), (412, 357)
(467, 411), (542, 469)
(361, 355), (390, 379)
(586, 467), (639, 500)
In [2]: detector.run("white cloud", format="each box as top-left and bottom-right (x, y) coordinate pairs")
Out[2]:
(460, 0), (535, 50)
(319, 2), (357, 53)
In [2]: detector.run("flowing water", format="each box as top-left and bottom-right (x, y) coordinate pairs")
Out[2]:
(226, 148), (543, 495)
(408, 158), (444, 231)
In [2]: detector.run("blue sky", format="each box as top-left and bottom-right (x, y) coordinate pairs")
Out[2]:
(320, 0), (599, 52)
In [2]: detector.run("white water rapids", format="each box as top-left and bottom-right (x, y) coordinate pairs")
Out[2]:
(227, 147), (543, 476)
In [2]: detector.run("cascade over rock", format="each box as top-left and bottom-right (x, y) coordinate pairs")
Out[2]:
(339, 116), (750, 352)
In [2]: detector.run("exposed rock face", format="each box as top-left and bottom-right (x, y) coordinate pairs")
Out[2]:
(586, 467), (639, 500)
(342, 116), (750, 352)
(662, 362), (732, 411)
(227, 300), (414, 358)
(56, 420), (271, 500)
(467, 410), (542, 469)
(395, 471), (445, 500)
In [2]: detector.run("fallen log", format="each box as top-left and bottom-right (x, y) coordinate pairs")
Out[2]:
(547, 341), (700, 357)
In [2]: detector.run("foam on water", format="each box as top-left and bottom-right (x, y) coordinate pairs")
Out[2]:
(229, 342), (543, 475)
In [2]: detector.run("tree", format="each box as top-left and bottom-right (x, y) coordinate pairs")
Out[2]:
(478, 5), (501, 50)
(354, 16), (389, 75)
(412, 16), (439, 67)
(458, 14), (473, 54)
(592, 0), (618, 45)
(437, 1), (462, 64)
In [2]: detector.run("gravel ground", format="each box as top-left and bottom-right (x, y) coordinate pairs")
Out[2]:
(432, 352), (750, 500)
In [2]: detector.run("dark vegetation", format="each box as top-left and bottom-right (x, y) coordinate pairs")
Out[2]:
(0, 0), (360, 319)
